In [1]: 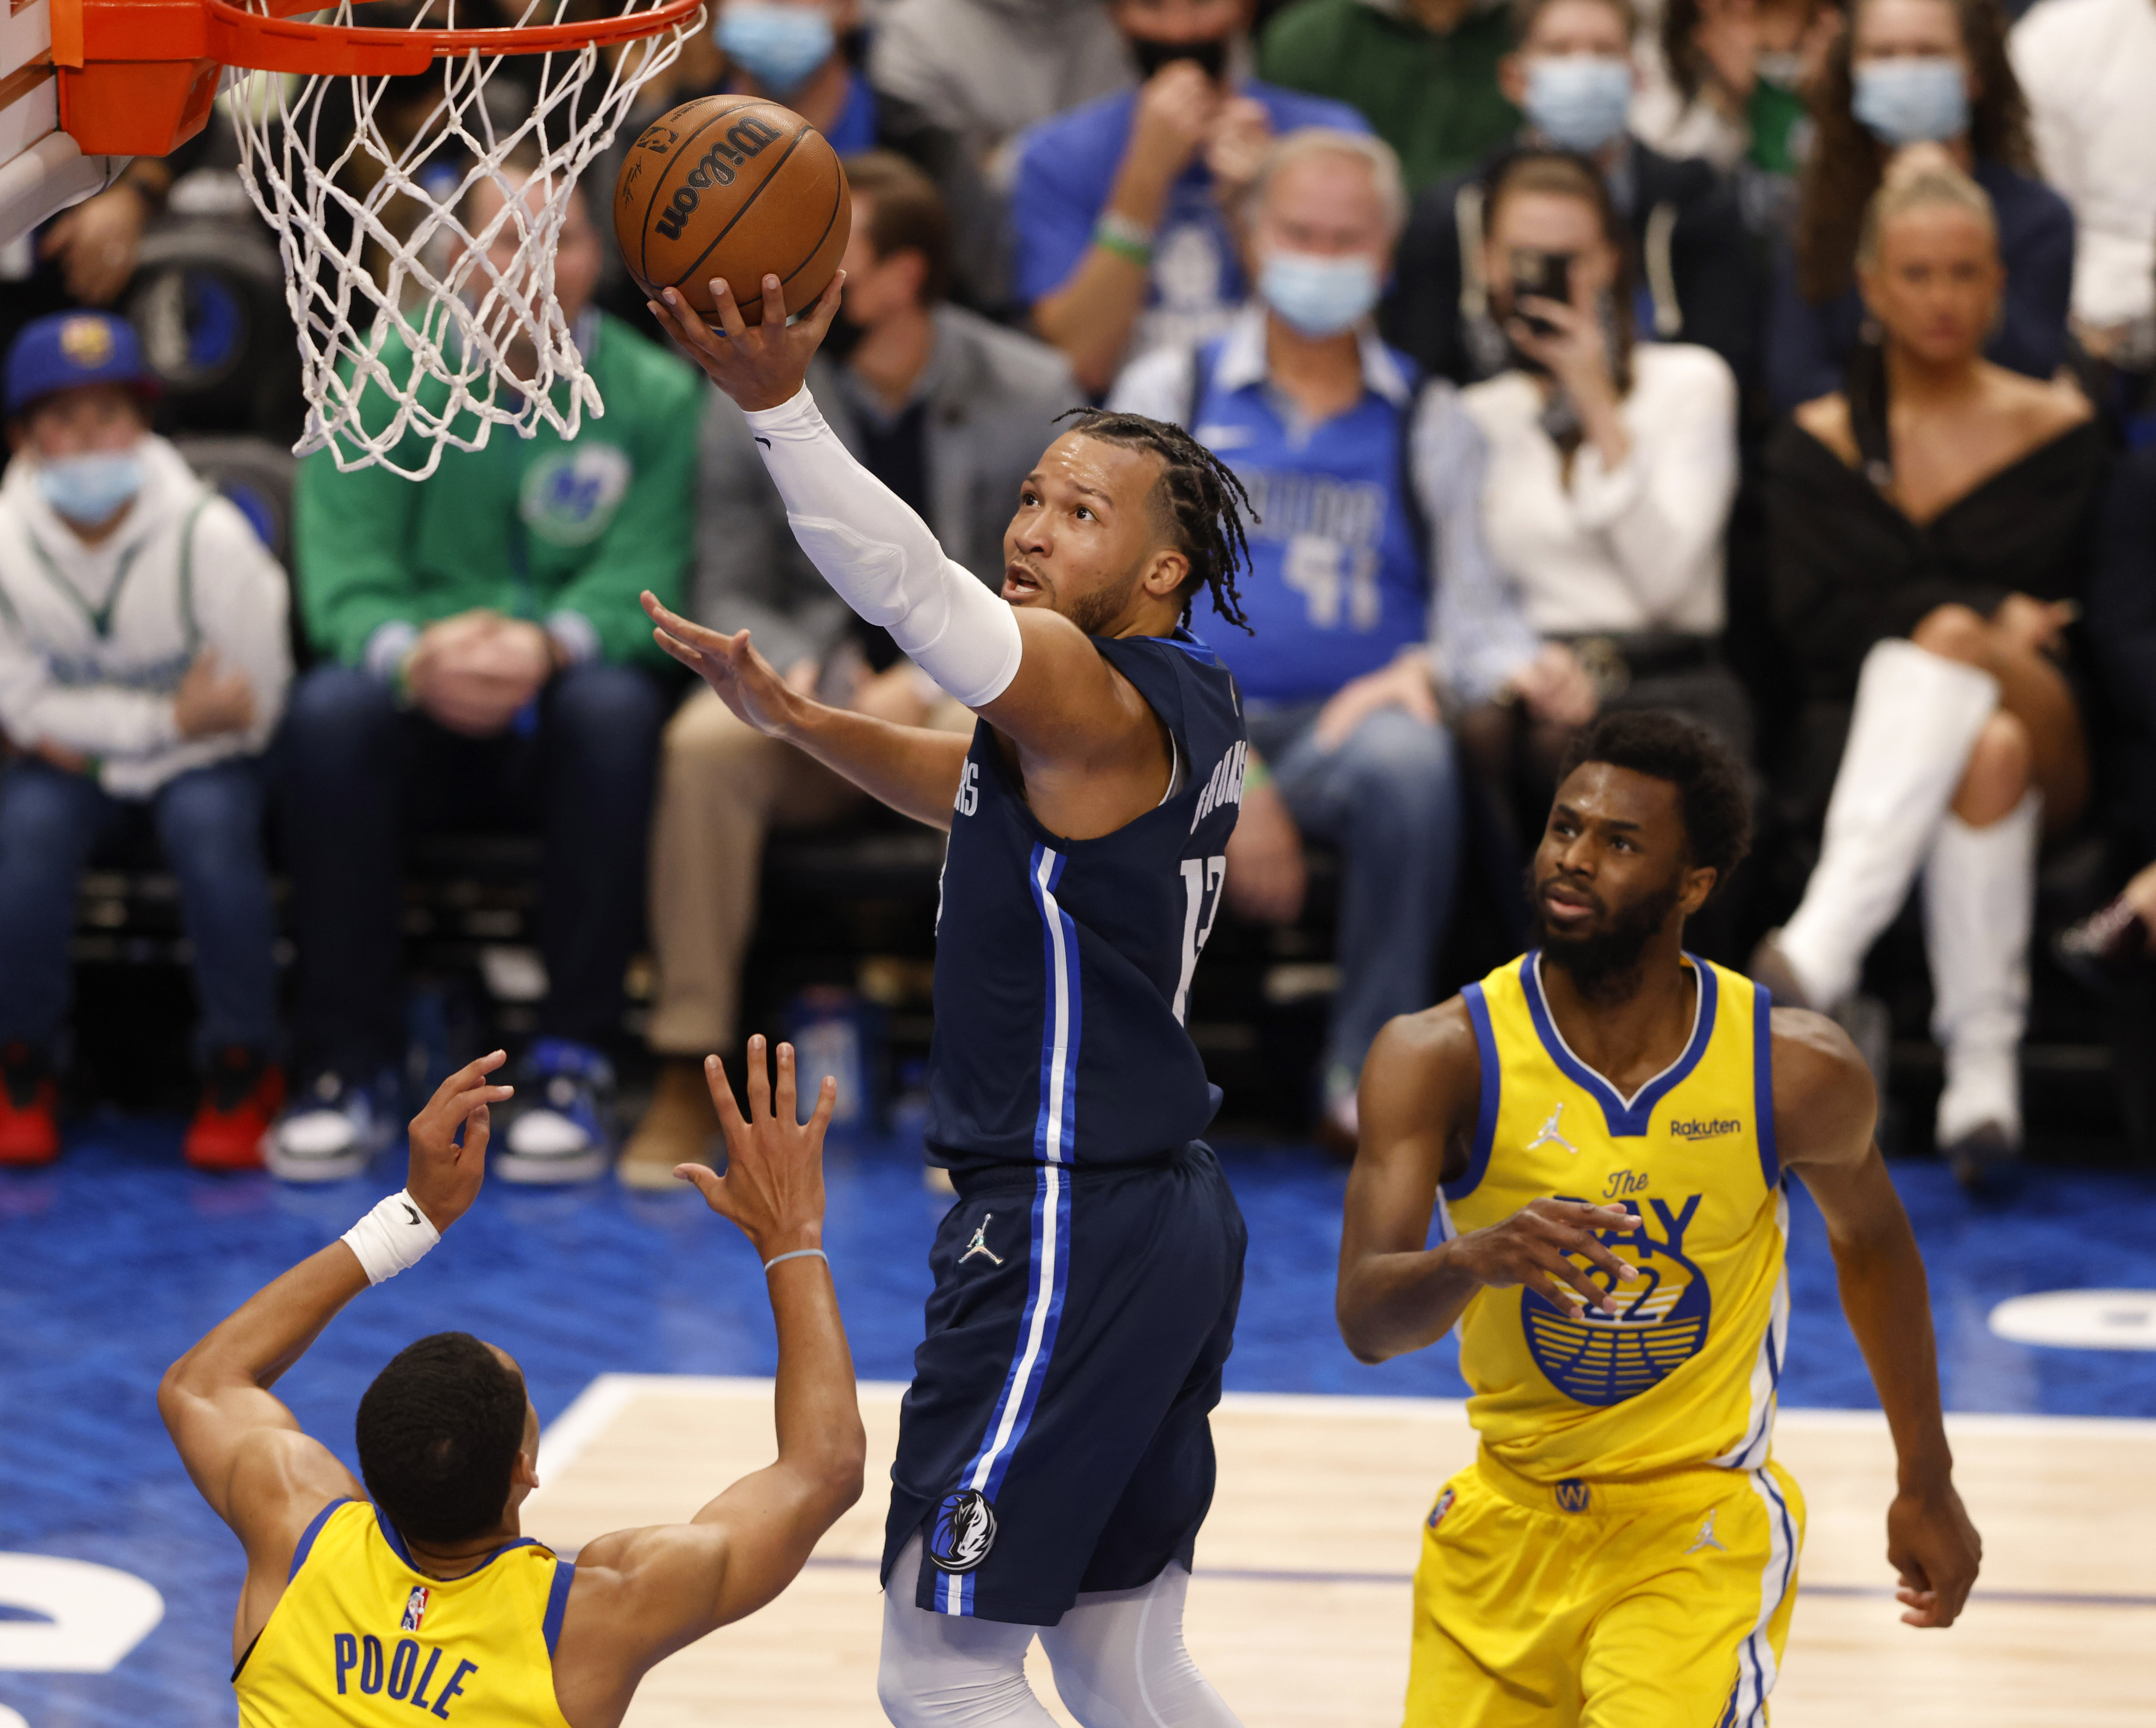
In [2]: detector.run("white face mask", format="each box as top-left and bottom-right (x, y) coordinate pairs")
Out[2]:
(36, 448), (144, 526)
(1258, 250), (1385, 337)
(1524, 55), (1635, 153)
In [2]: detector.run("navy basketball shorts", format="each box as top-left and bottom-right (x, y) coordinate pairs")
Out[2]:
(881, 1140), (1247, 1625)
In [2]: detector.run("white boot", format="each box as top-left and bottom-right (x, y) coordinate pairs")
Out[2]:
(1776, 640), (2000, 1008)
(1923, 790), (2040, 1177)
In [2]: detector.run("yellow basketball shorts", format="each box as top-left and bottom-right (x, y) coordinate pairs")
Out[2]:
(1405, 1454), (1805, 1728)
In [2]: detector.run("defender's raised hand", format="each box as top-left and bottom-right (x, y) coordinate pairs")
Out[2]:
(405, 1050), (514, 1233)
(679, 1036), (836, 1263)
(647, 269), (845, 413)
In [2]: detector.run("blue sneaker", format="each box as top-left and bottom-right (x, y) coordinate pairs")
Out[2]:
(266, 1069), (397, 1183)
(497, 1038), (614, 1185)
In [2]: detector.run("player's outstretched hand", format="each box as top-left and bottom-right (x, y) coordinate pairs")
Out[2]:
(1886, 1478), (1982, 1628)
(406, 1050), (514, 1233)
(641, 591), (801, 738)
(679, 1036), (836, 1264)
(647, 269), (844, 414)
(1443, 1197), (1642, 1316)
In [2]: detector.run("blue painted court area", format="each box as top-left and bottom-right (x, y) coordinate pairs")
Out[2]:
(2, 1118), (2154, 1725)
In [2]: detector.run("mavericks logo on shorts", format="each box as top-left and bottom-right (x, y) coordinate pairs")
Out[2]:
(928, 1488), (997, 1574)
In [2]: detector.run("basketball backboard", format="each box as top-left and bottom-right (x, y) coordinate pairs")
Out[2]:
(0, 1), (128, 254)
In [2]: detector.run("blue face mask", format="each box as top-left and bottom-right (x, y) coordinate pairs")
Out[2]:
(715, 4), (835, 94)
(1524, 56), (1635, 154)
(1851, 57), (1969, 146)
(1259, 251), (1383, 338)
(37, 449), (144, 527)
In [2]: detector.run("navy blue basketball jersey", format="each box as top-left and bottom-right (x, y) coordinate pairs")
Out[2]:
(925, 628), (1249, 1173)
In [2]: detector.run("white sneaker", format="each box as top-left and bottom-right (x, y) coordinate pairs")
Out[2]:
(266, 1070), (394, 1183)
(495, 1039), (613, 1185)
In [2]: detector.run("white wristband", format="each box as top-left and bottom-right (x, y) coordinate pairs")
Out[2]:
(341, 1190), (442, 1286)
(763, 1247), (829, 1274)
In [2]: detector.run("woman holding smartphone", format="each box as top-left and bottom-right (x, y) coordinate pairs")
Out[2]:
(1754, 148), (2104, 1188)
(1416, 150), (1747, 888)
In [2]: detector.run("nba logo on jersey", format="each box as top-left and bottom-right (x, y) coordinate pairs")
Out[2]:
(928, 1488), (997, 1573)
(399, 1585), (430, 1633)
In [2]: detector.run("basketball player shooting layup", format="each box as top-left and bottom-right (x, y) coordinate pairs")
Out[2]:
(1340, 711), (1984, 1727)
(643, 267), (1253, 1727)
(159, 1041), (864, 1727)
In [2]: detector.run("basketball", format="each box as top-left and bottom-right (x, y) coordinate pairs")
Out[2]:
(612, 95), (851, 325)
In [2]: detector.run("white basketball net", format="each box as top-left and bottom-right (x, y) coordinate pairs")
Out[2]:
(227, 2), (697, 480)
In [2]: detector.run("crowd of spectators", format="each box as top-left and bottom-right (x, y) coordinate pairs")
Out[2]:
(0, 0), (2152, 1188)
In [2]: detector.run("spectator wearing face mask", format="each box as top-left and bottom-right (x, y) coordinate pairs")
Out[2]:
(1410, 151), (1745, 863)
(1633, 0), (1844, 231)
(621, 153), (1074, 1184)
(1381, 0), (1760, 395)
(594, 3), (1007, 321)
(1012, 0), (1371, 395)
(1762, 0), (2070, 413)
(0, 314), (291, 1169)
(712, 0), (879, 152)
(1110, 129), (1487, 1150)
(2009, 0), (2156, 378)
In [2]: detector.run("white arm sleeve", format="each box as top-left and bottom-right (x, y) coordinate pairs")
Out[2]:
(741, 385), (1023, 709)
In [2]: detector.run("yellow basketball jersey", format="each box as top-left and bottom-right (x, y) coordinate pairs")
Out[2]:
(235, 1499), (575, 1727)
(1443, 952), (1788, 1485)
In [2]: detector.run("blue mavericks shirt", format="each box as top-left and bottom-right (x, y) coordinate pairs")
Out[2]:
(1191, 338), (1428, 704)
(926, 630), (1249, 1171)
(1011, 82), (1371, 355)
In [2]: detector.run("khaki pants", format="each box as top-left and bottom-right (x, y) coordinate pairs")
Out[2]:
(643, 687), (863, 1057)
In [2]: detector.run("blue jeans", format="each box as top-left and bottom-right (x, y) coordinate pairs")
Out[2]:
(1250, 703), (1465, 1089)
(278, 661), (666, 1075)
(0, 756), (278, 1059)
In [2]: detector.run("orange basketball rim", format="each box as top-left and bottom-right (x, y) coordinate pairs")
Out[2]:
(50, 0), (707, 159)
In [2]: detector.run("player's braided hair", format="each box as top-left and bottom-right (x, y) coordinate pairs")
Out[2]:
(356, 1332), (528, 1544)
(1058, 408), (1256, 631)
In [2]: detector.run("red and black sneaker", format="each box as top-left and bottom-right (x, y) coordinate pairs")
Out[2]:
(184, 1047), (287, 1173)
(0, 1042), (59, 1167)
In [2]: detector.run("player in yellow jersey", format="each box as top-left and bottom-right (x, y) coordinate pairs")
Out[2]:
(1339, 712), (1983, 1727)
(159, 1036), (865, 1728)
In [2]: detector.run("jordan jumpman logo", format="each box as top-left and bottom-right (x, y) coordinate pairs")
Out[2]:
(960, 1216), (1004, 1266)
(1528, 1102), (1580, 1156)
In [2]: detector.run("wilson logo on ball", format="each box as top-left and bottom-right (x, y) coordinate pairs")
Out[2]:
(654, 117), (785, 241)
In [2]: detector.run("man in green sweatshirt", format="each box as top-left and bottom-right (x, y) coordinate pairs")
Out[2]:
(274, 172), (698, 1186)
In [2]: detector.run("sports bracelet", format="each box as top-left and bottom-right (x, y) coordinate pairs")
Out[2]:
(1093, 212), (1154, 266)
(341, 1189), (442, 1286)
(763, 1247), (830, 1274)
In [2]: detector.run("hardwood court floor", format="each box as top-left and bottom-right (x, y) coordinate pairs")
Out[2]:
(524, 1377), (2156, 1728)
